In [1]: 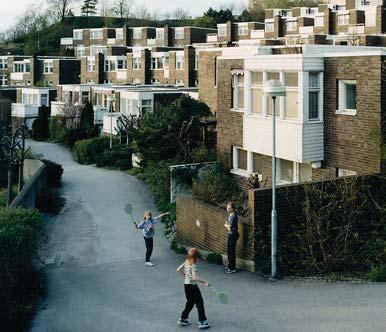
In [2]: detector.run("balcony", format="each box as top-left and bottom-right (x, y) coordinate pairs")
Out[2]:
(348, 24), (365, 35)
(299, 26), (314, 35)
(61, 38), (73, 46)
(94, 105), (109, 124)
(11, 103), (39, 118)
(207, 34), (218, 42)
(10, 72), (25, 81)
(51, 101), (66, 116)
(250, 30), (265, 39)
(102, 112), (119, 135)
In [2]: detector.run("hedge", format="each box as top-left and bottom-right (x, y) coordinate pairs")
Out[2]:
(0, 208), (46, 328)
(74, 137), (110, 165)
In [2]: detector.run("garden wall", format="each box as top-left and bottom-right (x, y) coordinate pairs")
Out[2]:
(9, 159), (47, 209)
(177, 175), (386, 276)
(176, 196), (255, 271)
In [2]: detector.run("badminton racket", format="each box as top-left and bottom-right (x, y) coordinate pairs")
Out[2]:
(124, 203), (138, 228)
(208, 283), (229, 304)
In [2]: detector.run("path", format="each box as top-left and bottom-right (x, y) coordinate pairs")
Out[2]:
(29, 140), (386, 332)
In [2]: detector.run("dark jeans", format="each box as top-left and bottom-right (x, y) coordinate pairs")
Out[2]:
(181, 284), (207, 322)
(144, 236), (153, 262)
(227, 231), (239, 270)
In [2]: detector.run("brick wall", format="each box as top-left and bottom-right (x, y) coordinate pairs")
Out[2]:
(176, 196), (255, 271)
(323, 56), (383, 174)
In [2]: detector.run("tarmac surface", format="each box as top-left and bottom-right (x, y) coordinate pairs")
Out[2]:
(29, 140), (386, 332)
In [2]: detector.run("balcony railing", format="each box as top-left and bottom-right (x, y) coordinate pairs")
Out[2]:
(11, 103), (39, 118)
(61, 38), (74, 46)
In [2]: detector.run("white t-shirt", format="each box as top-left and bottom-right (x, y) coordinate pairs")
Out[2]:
(184, 261), (197, 285)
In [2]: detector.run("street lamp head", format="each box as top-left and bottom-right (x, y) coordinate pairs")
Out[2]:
(263, 79), (286, 97)
(107, 95), (116, 103)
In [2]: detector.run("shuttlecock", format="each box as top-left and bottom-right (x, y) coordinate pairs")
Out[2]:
(195, 219), (200, 227)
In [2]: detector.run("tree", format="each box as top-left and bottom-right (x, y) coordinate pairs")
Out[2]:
(113, 0), (136, 18)
(81, 0), (99, 17)
(32, 106), (50, 141)
(171, 8), (190, 20)
(203, 7), (234, 24)
(80, 101), (94, 130)
(46, 0), (75, 22)
(133, 96), (210, 164)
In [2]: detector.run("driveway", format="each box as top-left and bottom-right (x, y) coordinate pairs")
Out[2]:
(29, 140), (386, 332)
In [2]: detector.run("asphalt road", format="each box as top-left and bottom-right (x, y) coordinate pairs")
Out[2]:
(29, 140), (386, 332)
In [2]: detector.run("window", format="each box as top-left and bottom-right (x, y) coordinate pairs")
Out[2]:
(267, 71), (280, 81)
(90, 29), (103, 39)
(133, 57), (141, 70)
(286, 20), (298, 32)
(265, 22), (274, 32)
(77, 48), (85, 58)
(25, 63), (30, 73)
(285, 72), (298, 87)
(175, 28), (184, 39)
(365, 10), (376, 27)
(44, 61), (53, 74)
(218, 26), (227, 36)
(73, 30), (83, 40)
(285, 91), (298, 119)
(0, 59), (7, 69)
(360, 0), (370, 5)
(251, 71), (263, 114)
(90, 46), (106, 56)
(338, 80), (357, 114)
(175, 79), (184, 86)
(278, 159), (294, 183)
(133, 28), (142, 39)
(14, 63), (24, 73)
(337, 14), (349, 25)
(117, 60), (127, 70)
(0, 75), (7, 86)
(337, 168), (357, 177)
(151, 57), (163, 70)
(116, 28), (124, 40)
(237, 149), (247, 171)
(237, 25), (249, 36)
(87, 58), (95, 72)
(176, 55), (184, 70)
(299, 163), (312, 182)
(194, 79), (199, 87)
(232, 75), (244, 110)
(156, 29), (164, 40)
(151, 78), (160, 85)
(309, 72), (320, 120)
(40, 94), (48, 106)
(314, 16), (324, 27)
(141, 99), (152, 112)
(194, 52), (199, 70)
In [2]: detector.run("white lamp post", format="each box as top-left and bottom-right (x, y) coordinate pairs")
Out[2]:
(263, 79), (286, 280)
(107, 94), (116, 149)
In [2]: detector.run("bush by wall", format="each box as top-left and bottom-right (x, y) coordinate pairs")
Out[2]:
(32, 106), (49, 141)
(74, 137), (110, 165)
(0, 208), (46, 329)
(41, 159), (63, 188)
(95, 145), (132, 170)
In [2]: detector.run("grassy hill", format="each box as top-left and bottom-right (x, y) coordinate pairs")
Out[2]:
(0, 16), (197, 56)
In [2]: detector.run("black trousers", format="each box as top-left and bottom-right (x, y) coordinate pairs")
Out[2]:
(227, 231), (239, 270)
(181, 284), (207, 322)
(144, 236), (153, 262)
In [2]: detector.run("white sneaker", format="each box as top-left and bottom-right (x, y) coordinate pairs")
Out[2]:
(145, 262), (154, 267)
(198, 320), (211, 329)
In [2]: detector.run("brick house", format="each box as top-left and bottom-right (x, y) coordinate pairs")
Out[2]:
(199, 45), (386, 189)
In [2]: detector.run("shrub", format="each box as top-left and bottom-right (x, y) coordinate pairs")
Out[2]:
(49, 116), (66, 142)
(206, 252), (223, 265)
(0, 188), (7, 207)
(95, 145), (132, 170)
(144, 160), (172, 209)
(0, 208), (46, 328)
(63, 127), (98, 148)
(79, 101), (94, 130)
(74, 137), (110, 165)
(192, 167), (239, 205)
(41, 159), (63, 188)
(191, 145), (217, 163)
(170, 237), (187, 254)
(32, 106), (49, 141)
(369, 265), (386, 282)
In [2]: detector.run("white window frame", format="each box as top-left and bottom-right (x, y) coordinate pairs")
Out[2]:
(133, 57), (141, 70)
(194, 52), (199, 70)
(232, 74), (245, 111)
(175, 55), (184, 70)
(44, 61), (54, 74)
(117, 59), (127, 70)
(151, 78), (160, 85)
(90, 29), (103, 40)
(237, 25), (249, 36)
(265, 22), (274, 33)
(0, 59), (8, 69)
(156, 29), (164, 40)
(77, 47), (85, 58)
(116, 28), (124, 40)
(337, 80), (357, 116)
(308, 72), (321, 121)
(175, 79), (184, 86)
(0, 75), (8, 86)
(218, 25), (227, 37)
(73, 30), (83, 40)
(337, 14), (349, 25)
(314, 15), (324, 27)
(133, 28), (142, 40)
(175, 28), (185, 40)
(87, 58), (95, 72)
(286, 20), (298, 32)
(365, 10), (376, 27)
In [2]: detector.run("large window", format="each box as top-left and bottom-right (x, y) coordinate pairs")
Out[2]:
(151, 57), (164, 70)
(218, 26), (227, 36)
(265, 22), (274, 32)
(117, 60), (127, 70)
(175, 28), (184, 39)
(44, 61), (53, 74)
(251, 71), (263, 114)
(267, 72), (280, 116)
(314, 16), (324, 27)
(308, 72), (320, 120)
(156, 29), (164, 40)
(73, 30), (83, 40)
(87, 58), (95, 72)
(90, 29), (103, 39)
(176, 55), (184, 70)
(337, 14), (349, 25)
(133, 28), (142, 39)
(0, 75), (7, 86)
(338, 80), (357, 114)
(77, 48), (85, 58)
(116, 28), (124, 40)
(286, 20), (298, 32)
(276, 159), (312, 184)
(194, 52), (199, 70)
(40, 94), (48, 106)
(237, 149), (247, 171)
(232, 75), (244, 110)
(0, 59), (7, 69)
(133, 57), (141, 70)
(237, 25), (249, 36)
(140, 99), (152, 112)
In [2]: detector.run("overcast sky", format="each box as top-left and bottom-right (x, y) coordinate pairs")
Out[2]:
(0, 0), (248, 32)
